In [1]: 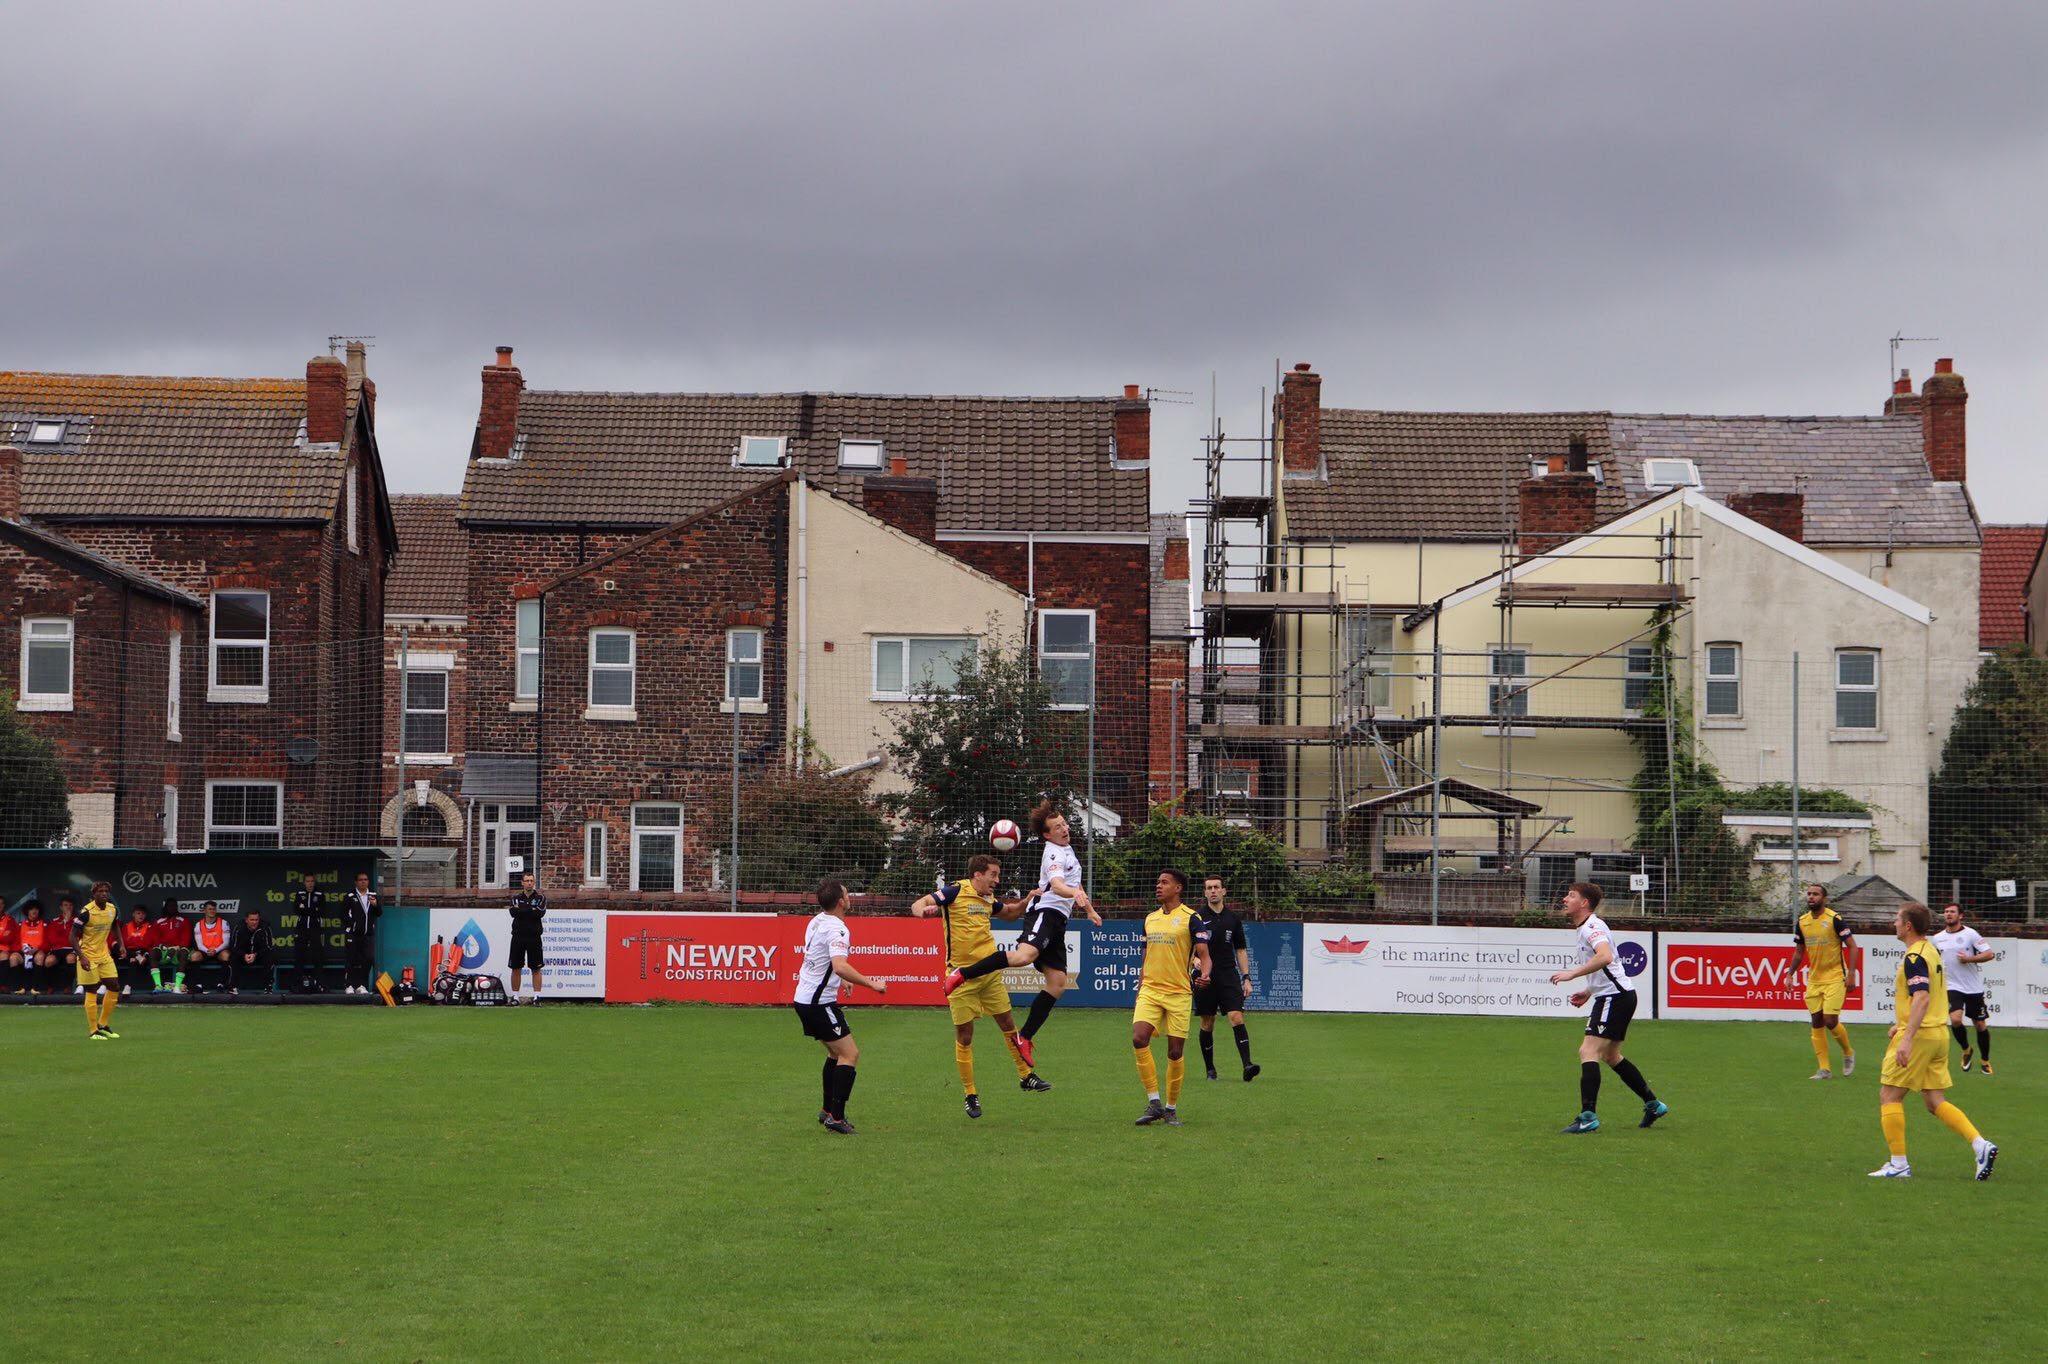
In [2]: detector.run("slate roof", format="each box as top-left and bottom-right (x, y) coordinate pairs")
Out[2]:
(387, 494), (467, 617)
(1979, 524), (2045, 649)
(1149, 512), (1190, 639)
(0, 517), (202, 609)
(0, 372), (349, 522)
(459, 390), (1147, 534)
(1284, 408), (1978, 550)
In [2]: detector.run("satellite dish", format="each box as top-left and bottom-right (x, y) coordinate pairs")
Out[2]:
(287, 738), (320, 765)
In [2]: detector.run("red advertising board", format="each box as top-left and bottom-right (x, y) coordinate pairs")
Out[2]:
(606, 913), (945, 1005)
(1662, 936), (1863, 1014)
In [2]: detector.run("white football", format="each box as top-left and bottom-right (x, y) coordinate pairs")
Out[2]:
(989, 819), (1021, 852)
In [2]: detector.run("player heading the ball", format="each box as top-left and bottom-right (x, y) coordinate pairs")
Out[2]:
(911, 854), (1052, 1118)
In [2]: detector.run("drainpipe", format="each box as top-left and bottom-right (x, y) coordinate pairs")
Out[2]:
(795, 479), (809, 762)
(115, 584), (131, 843)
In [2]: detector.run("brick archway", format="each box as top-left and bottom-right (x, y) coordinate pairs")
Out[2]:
(380, 787), (464, 840)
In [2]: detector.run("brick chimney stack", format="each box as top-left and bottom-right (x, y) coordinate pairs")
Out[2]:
(1280, 363), (1322, 477)
(1726, 491), (1805, 544)
(1518, 471), (1598, 556)
(305, 353), (348, 445)
(863, 474), (938, 544)
(0, 445), (21, 522)
(477, 345), (524, 460)
(345, 339), (375, 419)
(1113, 385), (1150, 464)
(1162, 534), (1189, 583)
(1921, 357), (1967, 483)
(1883, 370), (1921, 418)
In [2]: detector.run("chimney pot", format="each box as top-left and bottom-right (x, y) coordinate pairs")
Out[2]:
(888, 454), (908, 477)
(495, 346), (515, 368)
(0, 445), (22, 522)
(1892, 375), (1911, 395)
(1934, 357), (1954, 374)
(1293, 362), (1313, 373)
(1123, 384), (1141, 400)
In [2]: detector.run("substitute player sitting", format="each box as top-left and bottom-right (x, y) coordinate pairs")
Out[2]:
(1791, 883), (1856, 1079)
(911, 855), (1050, 1119)
(76, 881), (123, 1039)
(1132, 869), (1211, 1128)
(1869, 902), (1996, 1181)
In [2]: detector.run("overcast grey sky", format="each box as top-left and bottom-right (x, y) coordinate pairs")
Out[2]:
(5, 1), (2045, 520)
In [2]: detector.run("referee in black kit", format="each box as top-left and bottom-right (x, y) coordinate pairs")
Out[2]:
(1192, 874), (1260, 1081)
(508, 871), (546, 1004)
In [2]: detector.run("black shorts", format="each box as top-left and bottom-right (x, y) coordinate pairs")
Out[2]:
(1950, 991), (1989, 1022)
(1584, 990), (1637, 1041)
(1194, 977), (1245, 1018)
(508, 937), (544, 971)
(793, 1002), (850, 1042)
(1017, 908), (1070, 975)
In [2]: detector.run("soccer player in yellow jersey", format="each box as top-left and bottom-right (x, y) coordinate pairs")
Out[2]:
(1790, 883), (1856, 1079)
(912, 855), (1049, 1119)
(1132, 869), (1212, 1127)
(1870, 902), (1997, 1180)
(77, 880), (123, 1040)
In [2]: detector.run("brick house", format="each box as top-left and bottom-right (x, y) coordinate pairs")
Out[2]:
(1977, 523), (2043, 652)
(381, 493), (469, 887)
(455, 348), (1151, 891)
(0, 346), (395, 850)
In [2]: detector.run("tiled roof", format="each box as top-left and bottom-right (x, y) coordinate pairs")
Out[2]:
(1979, 524), (2044, 649)
(387, 494), (467, 617)
(459, 390), (1148, 534)
(1150, 512), (1190, 638)
(0, 517), (202, 608)
(0, 372), (346, 521)
(1284, 408), (1978, 549)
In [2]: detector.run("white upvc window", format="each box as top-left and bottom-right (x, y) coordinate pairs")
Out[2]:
(736, 435), (788, 468)
(1488, 647), (1530, 718)
(872, 635), (974, 701)
(209, 590), (270, 702)
(514, 598), (541, 700)
(584, 821), (608, 887)
(1345, 613), (1394, 709)
(19, 617), (73, 711)
(725, 628), (763, 704)
(587, 628), (636, 715)
(1643, 457), (1702, 491)
(1836, 648), (1880, 730)
(838, 439), (884, 469)
(206, 781), (283, 849)
(166, 633), (182, 740)
(345, 464), (360, 553)
(1039, 610), (1095, 709)
(1623, 645), (1655, 714)
(403, 669), (451, 756)
(631, 803), (683, 892)
(1705, 643), (1741, 718)
(163, 785), (179, 852)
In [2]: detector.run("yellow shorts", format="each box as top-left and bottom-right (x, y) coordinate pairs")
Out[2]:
(1880, 1030), (1953, 1091)
(76, 951), (118, 985)
(947, 971), (1012, 1025)
(1804, 977), (1847, 1015)
(1133, 987), (1191, 1039)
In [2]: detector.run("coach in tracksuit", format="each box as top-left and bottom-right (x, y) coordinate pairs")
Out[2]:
(340, 873), (380, 995)
(508, 872), (546, 1003)
(291, 874), (328, 991)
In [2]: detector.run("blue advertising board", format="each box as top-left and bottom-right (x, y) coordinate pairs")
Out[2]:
(990, 918), (1304, 1012)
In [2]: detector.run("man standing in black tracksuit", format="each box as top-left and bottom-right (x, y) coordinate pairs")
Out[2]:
(291, 873), (328, 992)
(341, 872), (381, 995)
(507, 872), (546, 1005)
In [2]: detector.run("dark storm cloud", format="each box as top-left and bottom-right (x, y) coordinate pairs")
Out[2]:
(3, 1), (2045, 515)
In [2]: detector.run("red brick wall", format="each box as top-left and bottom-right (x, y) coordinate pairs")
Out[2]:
(1725, 492), (1805, 544)
(535, 483), (789, 890)
(1517, 473), (1599, 556)
(860, 476), (938, 543)
(1148, 639), (1187, 807)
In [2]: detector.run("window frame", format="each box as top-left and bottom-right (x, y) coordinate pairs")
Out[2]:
(163, 784), (179, 852)
(837, 439), (884, 470)
(1642, 457), (1702, 491)
(208, 590), (271, 703)
(204, 779), (284, 850)
(735, 435), (788, 469)
(18, 616), (74, 711)
(1038, 609), (1097, 711)
(345, 463), (359, 554)
(870, 634), (976, 702)
(26, 419), (67, 444)
(401, 667), (452, 758)
(1834, 648), (1880, 731)
(725, 627), (764, 705)
(1345, 612), (1395, 710)
(1623, 644), (1655, 715)
(630, 803), (683, 892)
(166, 632), (182, 740)
(587, 627), (637, 715)
(514, 598), (541, 701)
(1705, 642), (1742, 719)
(1487, 646), (1530, 719)
(583, 821), (608, 887)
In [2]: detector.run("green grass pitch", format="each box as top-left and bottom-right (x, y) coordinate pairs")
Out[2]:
(10, 1005), (2043, 1361)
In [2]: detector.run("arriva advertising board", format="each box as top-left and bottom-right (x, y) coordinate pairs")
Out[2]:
(1300, 924), (1653, 1017)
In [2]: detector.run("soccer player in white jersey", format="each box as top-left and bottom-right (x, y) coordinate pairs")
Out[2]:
(1548, 882), (1668, 1134)
(792, 880), (888, 1135)
(1932, 903), (1998, 1076)
(942, 799), (1103, 1067)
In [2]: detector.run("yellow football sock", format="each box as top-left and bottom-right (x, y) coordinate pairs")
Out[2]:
(1166, 1056), (1185, 1106)
(954, 1041), (976, 1095)
(1932, 1101), (1980, 1144)
(1880, 1102), (1907, 1158)
(1133, 1045), (1158, 1097)
(85, 993), (100, 1033)
(1002, 1029), (1032, 1078)
(1810, 1029), (1830, 1069)
(98, 989), (117, 1030)
(1830, 1024), (1852, 1057)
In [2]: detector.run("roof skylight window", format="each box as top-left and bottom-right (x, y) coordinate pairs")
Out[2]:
(737, 435), (788, 468)
(26, 420), (66, 443)
(1642, 457), (1702, 492)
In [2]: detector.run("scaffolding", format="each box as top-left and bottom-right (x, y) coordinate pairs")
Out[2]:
(1191, 423), (1698, 917)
